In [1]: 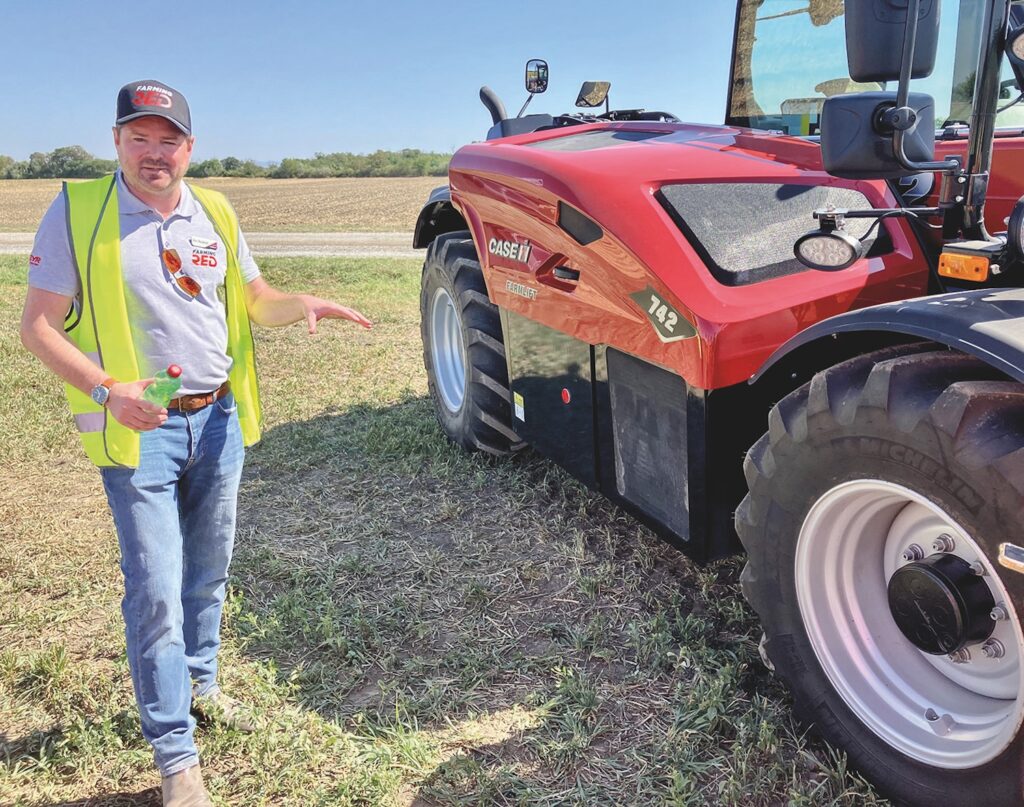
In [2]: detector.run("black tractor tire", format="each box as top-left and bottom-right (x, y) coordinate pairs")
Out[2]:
(420, 231), (522, 456)
(736, 346), (1024, 806)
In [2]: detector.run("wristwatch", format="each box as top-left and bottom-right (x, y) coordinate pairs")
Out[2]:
(90, 377), (116, 407)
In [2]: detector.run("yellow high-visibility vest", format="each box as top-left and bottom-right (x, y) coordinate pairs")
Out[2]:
(63, 175), (261, 467)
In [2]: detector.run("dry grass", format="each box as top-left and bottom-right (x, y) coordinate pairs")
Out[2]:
(0, 254), (885, 805)
(0, 177), (443, 233)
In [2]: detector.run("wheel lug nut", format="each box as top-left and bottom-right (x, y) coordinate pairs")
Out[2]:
(933, 534), (956, 553)
(902, 544), (925, 562)
(948, 648), (972, 664)
(991, 604), (1010, 621)
(982, 639), (1006, 659)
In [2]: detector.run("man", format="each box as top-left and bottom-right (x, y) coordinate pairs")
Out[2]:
(19, 80), (371, 806)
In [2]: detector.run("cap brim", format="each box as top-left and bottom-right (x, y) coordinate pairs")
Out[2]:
(115, 111), (191, 136)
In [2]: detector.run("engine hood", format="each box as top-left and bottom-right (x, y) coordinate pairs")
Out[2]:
(446, 119), (919, 390)
(452, 121), (838, 185)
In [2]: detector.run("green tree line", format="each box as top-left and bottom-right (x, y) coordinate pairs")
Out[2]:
(0, 147), (451, 179)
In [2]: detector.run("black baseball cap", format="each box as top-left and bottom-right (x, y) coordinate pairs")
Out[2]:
(115, 80), (191, 136)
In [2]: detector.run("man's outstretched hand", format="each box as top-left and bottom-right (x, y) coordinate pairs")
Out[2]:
(300, 295), (373, 334)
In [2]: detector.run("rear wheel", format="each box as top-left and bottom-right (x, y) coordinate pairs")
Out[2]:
(420, 231), (521, 456)
(737, 347), (1024, 805)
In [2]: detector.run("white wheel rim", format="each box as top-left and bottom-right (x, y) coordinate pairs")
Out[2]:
(429, 287), (467, 413)
(796, 479), (1024, 768)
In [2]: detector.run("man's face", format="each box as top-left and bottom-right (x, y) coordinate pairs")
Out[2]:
(113, 116), (194, 196)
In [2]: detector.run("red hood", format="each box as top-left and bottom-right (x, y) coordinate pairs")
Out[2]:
(453, 121), (835, 187)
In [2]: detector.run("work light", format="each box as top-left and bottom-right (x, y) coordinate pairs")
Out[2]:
(794, 228), (865, 271)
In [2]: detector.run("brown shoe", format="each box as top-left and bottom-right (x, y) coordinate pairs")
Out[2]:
(162, 763), (212, 807)
(192, 687), (257, 733)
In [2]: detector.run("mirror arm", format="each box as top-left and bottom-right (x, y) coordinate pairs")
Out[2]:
(892, 127), (962, 173)
(884, 0), (962, 175)
(893, 0), (921, 115)
(814, 207), (942, 225)
(516, 94), (534, 118)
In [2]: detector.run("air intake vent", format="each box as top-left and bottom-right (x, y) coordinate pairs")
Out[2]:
(558, 202), (603, 246)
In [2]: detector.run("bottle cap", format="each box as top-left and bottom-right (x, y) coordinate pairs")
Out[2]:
(167, 364), (183, 378)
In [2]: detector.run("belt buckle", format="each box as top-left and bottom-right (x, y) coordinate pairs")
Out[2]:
(180, 393), (210, 413)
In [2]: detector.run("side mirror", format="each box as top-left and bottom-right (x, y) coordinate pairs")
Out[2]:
(576, 81), (611, 109)
(845, 0), (941, 83)
(525, 59), (549, 94)
(820, 91), (936, 178)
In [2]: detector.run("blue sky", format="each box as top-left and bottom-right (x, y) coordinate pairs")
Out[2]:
(0, 1), (737, 162)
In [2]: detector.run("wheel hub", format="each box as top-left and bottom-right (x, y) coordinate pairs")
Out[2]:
(887, 553), (996, 655)
(795, 479), (1023, 767)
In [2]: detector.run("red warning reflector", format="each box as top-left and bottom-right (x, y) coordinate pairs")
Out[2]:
(561, 388), (571, 404)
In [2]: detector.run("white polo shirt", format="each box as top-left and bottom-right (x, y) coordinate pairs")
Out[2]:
(28, 172), (261, 394)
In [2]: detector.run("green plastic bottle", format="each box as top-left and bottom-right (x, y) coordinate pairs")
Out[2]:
(142, 364), (183, 407)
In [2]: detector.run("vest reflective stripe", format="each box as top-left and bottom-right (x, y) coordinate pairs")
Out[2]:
(63, 177), (261, 467)
(74, 412), (106, 433)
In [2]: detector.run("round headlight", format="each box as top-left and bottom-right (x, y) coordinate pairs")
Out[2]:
(794, 229), (865, 271)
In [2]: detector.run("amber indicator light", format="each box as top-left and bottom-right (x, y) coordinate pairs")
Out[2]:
(938, 252), (989, 282)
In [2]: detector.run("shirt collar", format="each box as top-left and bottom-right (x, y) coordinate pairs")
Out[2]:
(115, 169), (199, 219)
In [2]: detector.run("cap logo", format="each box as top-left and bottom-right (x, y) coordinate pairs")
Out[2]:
(133, 87), (173, 109)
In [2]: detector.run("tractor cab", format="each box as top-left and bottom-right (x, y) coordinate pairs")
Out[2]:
(729, 0), (1024, 137)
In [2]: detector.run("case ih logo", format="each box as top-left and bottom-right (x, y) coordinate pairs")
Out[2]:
(488, 238), (532, 263)
(133, 88), (173, 108)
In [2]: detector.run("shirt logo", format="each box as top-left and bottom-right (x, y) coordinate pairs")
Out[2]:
(29, 255), (41, 266)
(190, 238), (220, 269)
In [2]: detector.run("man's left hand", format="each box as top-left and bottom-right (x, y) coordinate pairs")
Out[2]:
(300, 295), (372, 334)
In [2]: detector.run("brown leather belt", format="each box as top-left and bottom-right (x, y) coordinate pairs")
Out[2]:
(168, 381), (231, 412)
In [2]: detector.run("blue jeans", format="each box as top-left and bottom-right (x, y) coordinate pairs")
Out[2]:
(100, 393), (244, 776)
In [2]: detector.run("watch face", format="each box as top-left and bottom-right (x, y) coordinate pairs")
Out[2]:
(91, 384), (110, 406)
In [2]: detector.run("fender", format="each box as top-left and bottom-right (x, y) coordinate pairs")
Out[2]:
(752, 288), (1024, 384)
(413, 186), (467, 249)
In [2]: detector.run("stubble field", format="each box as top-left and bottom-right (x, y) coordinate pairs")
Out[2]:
(0, 177), (443, 233)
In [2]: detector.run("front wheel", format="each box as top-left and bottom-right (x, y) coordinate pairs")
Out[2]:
(420, 231), (521, 456)
(737, 347), (1024, 806)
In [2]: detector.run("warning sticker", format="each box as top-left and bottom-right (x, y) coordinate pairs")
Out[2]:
(513, 392), (525, 421)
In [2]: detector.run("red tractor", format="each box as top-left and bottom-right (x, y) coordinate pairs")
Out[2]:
(415, 1), (1024, 803)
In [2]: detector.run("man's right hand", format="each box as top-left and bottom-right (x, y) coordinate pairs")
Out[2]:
(107, 379), (167, 431)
